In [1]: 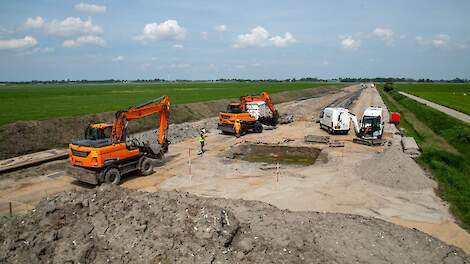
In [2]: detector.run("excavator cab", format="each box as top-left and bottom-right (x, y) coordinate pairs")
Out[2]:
(226, 103), (243, 113)
(85, 123), (113, 140)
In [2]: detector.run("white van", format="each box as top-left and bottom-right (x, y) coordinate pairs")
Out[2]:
(319, 107), (352, 134)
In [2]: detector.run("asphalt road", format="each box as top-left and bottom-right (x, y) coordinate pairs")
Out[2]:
(399, 91), (470, 124)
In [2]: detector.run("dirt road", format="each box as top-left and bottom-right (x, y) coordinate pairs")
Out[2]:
(399, 91), (470, 124)
(1, 84), (469, 255)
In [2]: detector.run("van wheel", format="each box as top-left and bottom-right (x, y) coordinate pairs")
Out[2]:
(140, 158), (154, 176)
(105, 168), (121, 185)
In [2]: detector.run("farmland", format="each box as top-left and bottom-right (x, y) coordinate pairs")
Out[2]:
(0, 82), (342, 126)
(394, 83), (470, 115)
(378, 86), (470, 229)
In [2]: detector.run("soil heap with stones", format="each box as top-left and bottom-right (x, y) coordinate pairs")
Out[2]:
(1, 186), (468, 264)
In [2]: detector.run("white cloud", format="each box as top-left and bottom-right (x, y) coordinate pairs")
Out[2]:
(432, 34), (450, 48)
(200, 31), (208, 40)
(19, 47), (54, 55)
(63, 35), (107, 48)
(372, 27), (394, 45)
(340, 36), (360, 49)
(169, 63), (190, 68)
(233, 26), (296, 48)
(269, 32), (296, 47)
(214, 24), (227, 32)
(25, 16), (103, 36)
(415, 34), (450, 48)
(24, 16), (44, 29)
(0, 36), (37, 49)
(75, 3), (106, 14)
(112, 55), (124, 61)
(172, 44), (184, 49)
(134, 20), (187, 42)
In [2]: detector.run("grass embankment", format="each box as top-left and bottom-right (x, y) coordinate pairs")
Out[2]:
(394, 83), (470, 115)
(378, 86), (470, 229)
(0, 82), (343, 126)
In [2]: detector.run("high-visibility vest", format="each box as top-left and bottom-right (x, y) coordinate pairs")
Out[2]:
(198, 134), (205, 142)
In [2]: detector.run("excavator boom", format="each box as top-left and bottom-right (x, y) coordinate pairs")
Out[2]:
(111, 96), (170, 144)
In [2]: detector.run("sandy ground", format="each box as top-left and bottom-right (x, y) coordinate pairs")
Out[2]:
(0, 84), (469, 254)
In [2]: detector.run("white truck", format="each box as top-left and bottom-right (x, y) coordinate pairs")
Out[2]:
(319, 107), (353, 134)
(358, 106), (384, 139)
(245, 101), (269, 120)
(320, 106), (384, 139)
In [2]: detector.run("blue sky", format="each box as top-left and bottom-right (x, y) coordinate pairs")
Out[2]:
(0, 0), (469, 81)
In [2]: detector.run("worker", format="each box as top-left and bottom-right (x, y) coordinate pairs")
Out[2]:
(234, 120), (241, 138)
(198, 128), (206, 155)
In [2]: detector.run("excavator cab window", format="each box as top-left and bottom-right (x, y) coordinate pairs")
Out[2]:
(227, 104), (243, 113)
(362, 116), (380, 134)
(85, 126), (112, 140)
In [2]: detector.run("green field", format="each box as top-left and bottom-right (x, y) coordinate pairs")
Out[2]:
(0, 82), (341, 126)
(394, 83), (470, 115)
(378, 86), (470, 229)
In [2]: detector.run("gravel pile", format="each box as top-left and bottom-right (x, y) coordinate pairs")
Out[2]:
(1, 186), (467, 263)
(355, 147), (436, 191)
(130, 117), (218, 145)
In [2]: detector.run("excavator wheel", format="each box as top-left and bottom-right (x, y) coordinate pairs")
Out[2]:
(140, 157), (154, 176)
(105, 168), (121, 185)
(255, 124), (263, 133)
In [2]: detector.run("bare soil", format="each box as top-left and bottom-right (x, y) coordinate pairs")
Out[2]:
(1, 186), (468, 264)
(0, 86), (339, 160)
(1, 84), (469, 258)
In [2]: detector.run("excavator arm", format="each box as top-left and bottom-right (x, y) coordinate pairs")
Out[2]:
(111, 96), (170, 144)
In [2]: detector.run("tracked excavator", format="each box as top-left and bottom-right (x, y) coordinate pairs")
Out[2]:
(67, 96), (171, 185)
(218, 92), (279, 137)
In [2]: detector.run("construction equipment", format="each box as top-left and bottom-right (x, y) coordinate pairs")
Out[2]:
(67, 96), (171, 185)
(217, 92), (278, 137)
(349, 106), (384, 140)
(318, 106), (385, 141)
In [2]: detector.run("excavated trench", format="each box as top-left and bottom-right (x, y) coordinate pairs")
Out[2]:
(229, 143), (322, 166)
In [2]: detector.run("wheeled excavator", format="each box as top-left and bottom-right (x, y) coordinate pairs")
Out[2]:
(217, 92), (279, 137)
(67, 96), (171, 185)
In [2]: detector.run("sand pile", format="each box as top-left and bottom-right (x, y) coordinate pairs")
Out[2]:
(1, 186), (467, 263)
(356, 147), (436, 191)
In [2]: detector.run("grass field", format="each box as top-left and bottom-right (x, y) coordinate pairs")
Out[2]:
(0, 82), (342, 126)
(394, 83), (470, 115)
(378, 86), (470, 229)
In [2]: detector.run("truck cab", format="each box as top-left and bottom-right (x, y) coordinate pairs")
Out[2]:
(361, 107), (384, 139)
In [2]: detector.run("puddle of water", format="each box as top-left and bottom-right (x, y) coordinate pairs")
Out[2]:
(230, 144), (322, 166)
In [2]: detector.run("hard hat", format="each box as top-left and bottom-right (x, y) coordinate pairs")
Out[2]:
(201, 128), (206, 133)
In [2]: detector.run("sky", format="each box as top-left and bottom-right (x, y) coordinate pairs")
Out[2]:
(0, 0), (469, 81)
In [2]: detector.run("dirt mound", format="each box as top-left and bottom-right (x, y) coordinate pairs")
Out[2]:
(0, 86), (339, 160)
(1, 187), (467, 263)
(355, 147), (436, 191)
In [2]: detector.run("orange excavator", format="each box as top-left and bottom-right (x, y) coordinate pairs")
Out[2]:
(217, 92), (279, 137)
(67, 96), (170, 185)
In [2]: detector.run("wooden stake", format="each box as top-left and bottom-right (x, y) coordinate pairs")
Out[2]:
(188, 148), (192, 184)
(9, 201), (12, 217)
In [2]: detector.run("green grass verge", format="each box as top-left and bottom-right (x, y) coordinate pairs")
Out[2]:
(0, 82), (342, 126)
(394, 83), (470, 115)
(378, 86), (470, 228)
